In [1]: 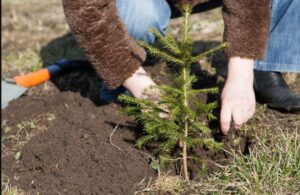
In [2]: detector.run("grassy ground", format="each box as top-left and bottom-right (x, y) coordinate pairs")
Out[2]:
(2, 0), (300, 194)
(136, 108), (300, 194)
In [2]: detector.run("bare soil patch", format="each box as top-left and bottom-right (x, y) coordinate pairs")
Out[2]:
(2, 84), (155, 194)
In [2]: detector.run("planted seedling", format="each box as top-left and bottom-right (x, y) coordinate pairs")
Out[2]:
(119, 4), (227, 180)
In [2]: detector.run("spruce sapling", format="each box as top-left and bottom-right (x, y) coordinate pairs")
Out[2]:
(119, 3), (227, 180)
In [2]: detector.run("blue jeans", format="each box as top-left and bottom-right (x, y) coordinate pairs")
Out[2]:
(255, 0), (300, 72)
(116, 0), (171, 44)
(116, 0), (300, 73)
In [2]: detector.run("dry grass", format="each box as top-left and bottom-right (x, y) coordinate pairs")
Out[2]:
(134, 106), (300, 194)
(1, 175), (24, 195)
(135, 175), (187, 195)
(198, 129), (300, 194)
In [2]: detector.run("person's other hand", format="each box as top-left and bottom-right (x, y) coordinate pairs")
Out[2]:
(220, 57), (256, 135)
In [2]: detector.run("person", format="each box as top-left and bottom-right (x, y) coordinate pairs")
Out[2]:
(62, 0), (299, 135)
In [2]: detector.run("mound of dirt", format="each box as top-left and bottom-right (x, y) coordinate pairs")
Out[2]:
(2, 81), (155, 194)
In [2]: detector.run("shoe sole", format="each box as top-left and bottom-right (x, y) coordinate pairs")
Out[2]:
(267, 103), (300, 113)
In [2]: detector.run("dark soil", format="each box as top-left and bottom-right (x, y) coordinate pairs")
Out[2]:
(2, 87), (156, 194)
(2, 64), (159, 194)
(0, 61), (264, 194)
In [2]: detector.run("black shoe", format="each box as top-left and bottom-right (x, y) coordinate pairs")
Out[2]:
(254, 70), (300, 112)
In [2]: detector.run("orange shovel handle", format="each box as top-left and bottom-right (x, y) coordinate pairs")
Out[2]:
(14, 68), (50, 88)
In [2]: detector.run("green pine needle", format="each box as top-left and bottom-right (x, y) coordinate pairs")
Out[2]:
(189, 87), (219, 95)
(191, 42), (229, 62)
(149, 28), (182, 55)
(138, 41), (185, 65)
(136, 134), (156, 149)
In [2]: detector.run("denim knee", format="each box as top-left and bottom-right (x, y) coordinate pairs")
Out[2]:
(116, 0), (171, 44)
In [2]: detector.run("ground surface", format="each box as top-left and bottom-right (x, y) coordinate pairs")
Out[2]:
(2, 84), (155, 194)
(1, 62), (237, 194)
(2, 0), (300, 194)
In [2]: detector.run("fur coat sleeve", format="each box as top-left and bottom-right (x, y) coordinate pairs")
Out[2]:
(62, 0), (270, 89)
(62, 0), (146, 89)
(222, 0), (270, 59)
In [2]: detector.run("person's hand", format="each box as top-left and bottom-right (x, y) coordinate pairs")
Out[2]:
(123, 67), (169, 118)
(220, 57), (256, 135)
(123, 66), (156, 98)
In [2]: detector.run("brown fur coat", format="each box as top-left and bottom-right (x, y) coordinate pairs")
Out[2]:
(62, 0), (270, 89)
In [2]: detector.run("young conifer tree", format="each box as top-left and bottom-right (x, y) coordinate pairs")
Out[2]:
(119, 4), (227, 180)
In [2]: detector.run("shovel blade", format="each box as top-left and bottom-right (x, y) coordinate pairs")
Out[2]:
(1, 81), (28, 109)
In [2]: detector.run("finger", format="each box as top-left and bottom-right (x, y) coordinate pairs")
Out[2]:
(232, 108), (245, 129)
(234, 124), (242, 129)
(220, 105), (232, 135)
(245, 109), (254, 122)
(245, 103), (255, 121)
(249, 103), (256, 118)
